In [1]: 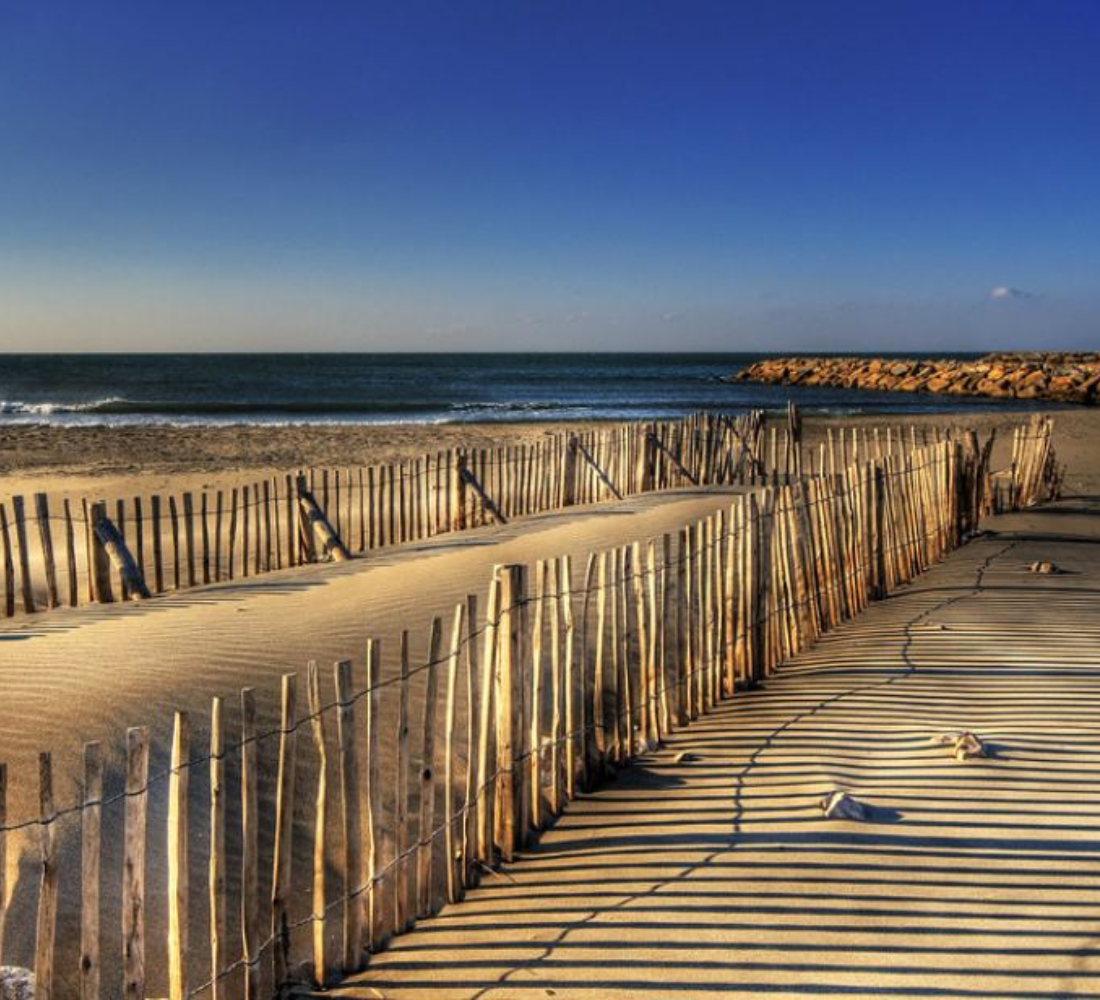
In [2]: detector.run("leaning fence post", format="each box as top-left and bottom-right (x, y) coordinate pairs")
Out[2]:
(91, 502), (151, 601)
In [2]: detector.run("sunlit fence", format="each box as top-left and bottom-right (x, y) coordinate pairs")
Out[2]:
(0, 417), (1059, 998)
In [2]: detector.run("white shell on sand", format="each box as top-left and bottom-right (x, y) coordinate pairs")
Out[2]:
(821, 790), (867, 821)
(953, 731), (987, 760)
(933, 730), (987, 760)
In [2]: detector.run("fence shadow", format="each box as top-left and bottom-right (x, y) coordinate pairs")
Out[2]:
(335, 521), (1100, 1000)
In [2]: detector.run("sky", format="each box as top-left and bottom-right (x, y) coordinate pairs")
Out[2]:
(1, 1), (1098, 352)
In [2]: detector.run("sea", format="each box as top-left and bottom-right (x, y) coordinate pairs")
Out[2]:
(0, 353), (1056, 427)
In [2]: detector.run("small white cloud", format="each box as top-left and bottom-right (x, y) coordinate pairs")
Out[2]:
(989, 285), (1036, 300)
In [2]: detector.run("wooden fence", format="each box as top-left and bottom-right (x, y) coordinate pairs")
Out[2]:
(0, 418), (1058, 999)
(1004, 413), (1062, 509)
(0, 408), (1048, 622)
(0, 411), (769, 619)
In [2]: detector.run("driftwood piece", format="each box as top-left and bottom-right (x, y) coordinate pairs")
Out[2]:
(91, 505), (151, 600)
(298, 487), (351, 562)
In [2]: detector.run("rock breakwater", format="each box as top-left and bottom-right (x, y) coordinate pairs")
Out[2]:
(732, 352), (1100, 404)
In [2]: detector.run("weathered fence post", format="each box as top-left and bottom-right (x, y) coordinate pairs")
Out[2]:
(81, 743), (102, 1000)
(563, 437), (579, 507)
(123, 727), (149, 1000)
(334, 660), (363, 972)
(35, 753), (57, 1000)
(272, 674), (297, 988)
(496, 564), (525, 861)
(168, 711), (190, 1000)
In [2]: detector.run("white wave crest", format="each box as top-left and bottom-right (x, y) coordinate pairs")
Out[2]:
(0, 397), (128, 415)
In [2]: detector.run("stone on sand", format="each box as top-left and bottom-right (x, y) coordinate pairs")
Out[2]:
(821, 790), (867, 821)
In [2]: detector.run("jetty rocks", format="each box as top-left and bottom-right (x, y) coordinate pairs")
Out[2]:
(732, 352), (1100, 404)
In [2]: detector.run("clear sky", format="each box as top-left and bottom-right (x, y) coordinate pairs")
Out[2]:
(1, 1), (1097, 352)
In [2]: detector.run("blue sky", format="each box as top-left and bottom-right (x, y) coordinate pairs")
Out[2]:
(1, 1), (1098, 351)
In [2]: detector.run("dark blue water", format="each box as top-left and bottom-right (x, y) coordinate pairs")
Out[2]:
(0, 353), (1053, 426)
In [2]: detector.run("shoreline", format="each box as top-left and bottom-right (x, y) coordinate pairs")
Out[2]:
(2, 405), (1099, 500)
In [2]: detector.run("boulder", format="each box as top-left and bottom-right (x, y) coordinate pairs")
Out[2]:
(730, 354), (1100, 405)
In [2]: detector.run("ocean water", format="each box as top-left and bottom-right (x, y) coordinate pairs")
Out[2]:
(0, 353), (1055, 427)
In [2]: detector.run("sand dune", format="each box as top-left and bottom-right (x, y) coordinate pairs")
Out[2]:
(0, 485), (741, 994)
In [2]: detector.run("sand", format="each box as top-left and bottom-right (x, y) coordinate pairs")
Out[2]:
(0, 421), (595, 502)
(0, 483), (745, 992)
(329, 498), (1100, 998)
(4, 406), (1100, 499)
(1, 405), (1098, 994)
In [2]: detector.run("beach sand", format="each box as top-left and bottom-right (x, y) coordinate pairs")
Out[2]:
(3, 406), (1098, 499)
(334, 498), (1100, 998)
(0, 405), (1096, 993)
(0, 480), (747, 990)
